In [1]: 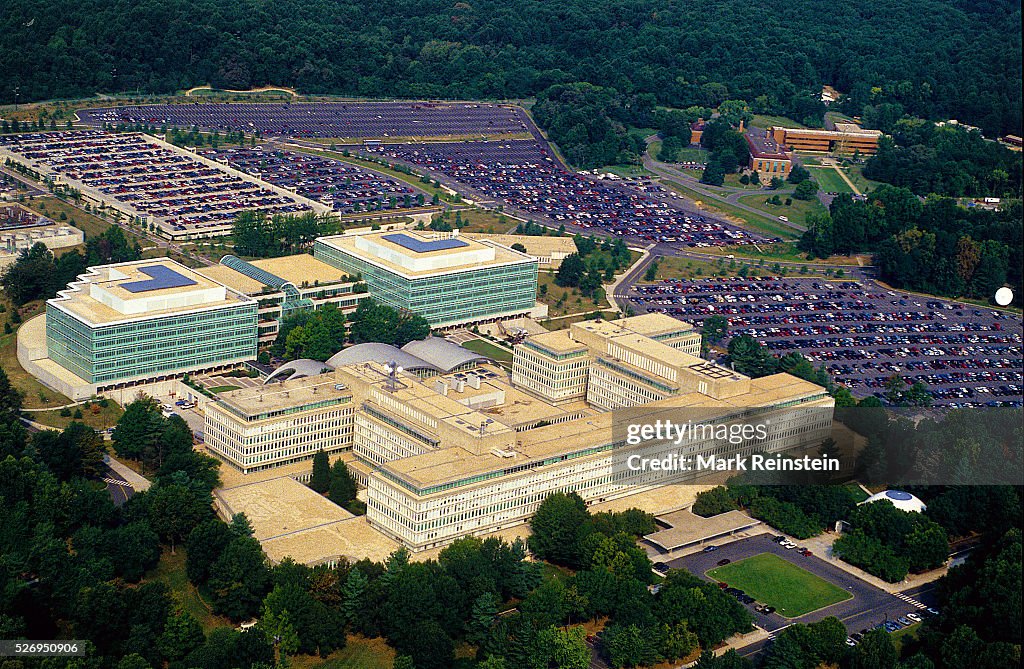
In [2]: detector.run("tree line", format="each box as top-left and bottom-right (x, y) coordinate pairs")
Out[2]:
(1, 226), (141, 306)
(2, 0), (1019, 135)
(798, 186), (1021, 302)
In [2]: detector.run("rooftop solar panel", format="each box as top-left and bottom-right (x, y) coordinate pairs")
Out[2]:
(382, 233), (469, 253)
(120, 265), (199, 293)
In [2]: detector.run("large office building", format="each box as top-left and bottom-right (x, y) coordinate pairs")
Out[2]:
(204, 373), (356, 474)
(205, 314), (833, 553)
(23, 259), (257, 399)
(197, 254), (369, 345)
(313, 230), (539, 328)
(770, 124), (883, 155)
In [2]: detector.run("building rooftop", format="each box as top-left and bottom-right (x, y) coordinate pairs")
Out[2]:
(644, 509), (761, 551)
(49, 259), (254, 326)
(197, 254), (354, 295)
(211, 371), (352, 421)
(614, 313), (696, 338)
(317, 230), (535, 278)
(215, 475), (354, 542)
(523, 328), (588, 354)
(459, 232), (578, 257)
(745, 128), (792, 160)
(250, 254), (354, 287)
(379, 373), (831, 490)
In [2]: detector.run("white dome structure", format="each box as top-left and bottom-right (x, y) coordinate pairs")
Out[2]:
(860, 490), (927, 513)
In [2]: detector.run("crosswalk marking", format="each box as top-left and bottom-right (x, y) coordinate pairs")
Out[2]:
(103, 477), (133, 488)
(893, 592), (927, 609)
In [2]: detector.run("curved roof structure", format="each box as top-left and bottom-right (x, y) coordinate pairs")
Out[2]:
(860, 490), (927, 513)
(263, 358), (334, 384)
(325, 343), (438, 374)
(400, 337), (491, 373)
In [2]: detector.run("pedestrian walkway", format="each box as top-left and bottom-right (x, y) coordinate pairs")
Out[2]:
(892, 591), (928, 610)
(103, 454), (152, 492)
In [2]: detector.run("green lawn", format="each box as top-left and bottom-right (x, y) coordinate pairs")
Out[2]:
(207, 385), (241, 394)
(844, 483), (871, 503)
(147, 550), (230, 633)
(596, 164), (654, 178)
(736, 192), (827, 226)
(660, 180), (799, 239)
(751, 114), (808, 129)
(845, 163), (884, 193)
(707, 553), (852, 618)
(805, 167), (853, 194)
(461, 337), (514, 363)
(290, 636), (395, 669)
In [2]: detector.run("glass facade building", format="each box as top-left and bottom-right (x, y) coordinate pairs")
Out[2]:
(314, 236), (537, 328)
(47, 303), (257, 384)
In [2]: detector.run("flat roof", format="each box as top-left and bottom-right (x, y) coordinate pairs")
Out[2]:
(253, 254), (357, 287)
(261, 516), (400, 565)
(210, 370), (351, 419)
(382, 232), (469, 253)
(522, 329), (587, 354)
(379, 373), (831, 489)
(318, 232), (535, 278)
(50, 259), (253, 326)
(644, 509), (760, 551)
(215, 475), (353, 542)
(615, 313), (696, 337)
(195, 265), (266, 294)
(459, 232), (578, 256)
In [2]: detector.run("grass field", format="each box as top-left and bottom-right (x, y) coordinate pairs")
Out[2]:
(752, 114), (808, 129)
(436, 207), (518, 234)
(460, 337), (514, 363)
(147, 550), (231, 633)
(596, 164), (655, 178)
(699, 242), (867, 267)
(289, 637), (396, 669)
(736, 192), (827, 226)
(659, 180), (799, 240)
(707, 553), (852, 618)
(845, 163), (884, 193)
(805, 167), (853, 194)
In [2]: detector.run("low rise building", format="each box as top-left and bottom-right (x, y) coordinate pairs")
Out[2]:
(197, 254), (368, 346)
(771, 124), (883, 155)
(204, 314), (833, 555)
(205, 374), (355, 474)
(22, 259), (257, 399)
(745, 129), (793, 182)
(314, 229), (539, 328)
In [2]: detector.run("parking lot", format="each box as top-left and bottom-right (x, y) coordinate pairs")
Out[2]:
(666, 534), (931, 637)
(626, 276), (1023, 407)
(367, 140), (767, 248)
(200, 146), (426, 214)
(0, 131), (318, 237)
(79, 101), (530, 139)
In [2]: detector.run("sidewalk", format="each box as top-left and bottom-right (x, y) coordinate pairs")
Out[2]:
(103, 454), (153, 492)
(679, 627), (771, 668)
(797, 531), (947, 594)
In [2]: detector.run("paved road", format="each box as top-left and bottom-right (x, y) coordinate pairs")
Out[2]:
(97, 463), (135, 506)
(668, 534), (925, 636)
(641, 153), (807, 235)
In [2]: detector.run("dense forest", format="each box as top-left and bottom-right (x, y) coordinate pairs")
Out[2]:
(1, 0), (1020, 136)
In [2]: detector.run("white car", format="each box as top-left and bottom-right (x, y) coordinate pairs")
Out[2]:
(906, 612), (922, 622)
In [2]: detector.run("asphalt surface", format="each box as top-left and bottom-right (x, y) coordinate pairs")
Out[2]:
(668, 534), (926, 636)
(620, 275), (1022, 407)
(97, 463), (135, 506)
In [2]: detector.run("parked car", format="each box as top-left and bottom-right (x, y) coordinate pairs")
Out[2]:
(897, 617), (912, 627)
(653, 562), (669, 574)
(703, 545), (719, 552)
(906, 612), (922, 623)
(846, 637), (857, 647)
(801, 549), (813, 557)
(762, 606), (776, 615)
(717, 558), (731, 566)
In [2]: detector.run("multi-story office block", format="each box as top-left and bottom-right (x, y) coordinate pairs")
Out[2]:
(203, 314), (833, 555)
(204, 374), (355, 474)
(313, 230), (538, 328)
(32, 259), (256, 398)
(198, 254), (369, 345)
